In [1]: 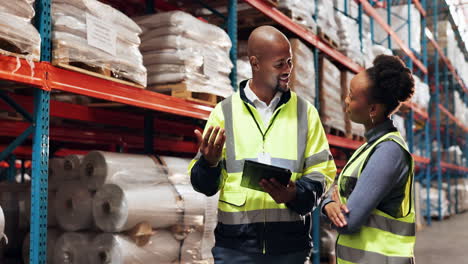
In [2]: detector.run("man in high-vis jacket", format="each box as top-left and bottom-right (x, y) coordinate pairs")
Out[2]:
(189, 26), (336, 263)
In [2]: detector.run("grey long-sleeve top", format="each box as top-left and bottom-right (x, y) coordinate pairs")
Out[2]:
(321, 119), (411, 234)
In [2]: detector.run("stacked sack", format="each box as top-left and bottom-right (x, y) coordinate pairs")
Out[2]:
(51, 0), (147, 87)
(278, 0), (317, 33)
(0, 0), (40, 60)
(316, 0), (339, 46)
(237, 56), (252, 86)
(335, 12), (365, 67)
(411, 76), (430, 112)
(137, 11), (233, 98)
(290, 39), (316, 104)
(320, 58), (346, 134)
(33, 151), (218, 264)
(454, 91), (468, 126)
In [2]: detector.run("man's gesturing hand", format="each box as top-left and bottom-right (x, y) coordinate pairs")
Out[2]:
(195, 126), (226, 166)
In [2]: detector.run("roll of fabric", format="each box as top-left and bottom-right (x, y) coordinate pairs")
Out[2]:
(22, 229), (60, 264)
(55, 183), (94, 231)
(159, 156), (191, 185)
(53, 232), (94, 264)
(0, 205), (7, 245)
(174, 184), (205, 227)
(90, 230), (180, 264)
(63, 154), (84, 182)
(93, 183), (182, 232)
(80, 151), (168, 191)
(49, 158), (65, 190)
(181, 230), (214, 264)
(25, 191), (58, 227)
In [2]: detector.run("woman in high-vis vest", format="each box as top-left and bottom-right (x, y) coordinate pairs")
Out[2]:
(322, 55), (416, 264)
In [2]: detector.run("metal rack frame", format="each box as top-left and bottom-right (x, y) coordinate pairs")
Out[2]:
(0, 0), (467, 263)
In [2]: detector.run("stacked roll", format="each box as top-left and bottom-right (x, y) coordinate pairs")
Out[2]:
(137, 11), (233, 98)
(51, 0), (147, 86)
(0, 0), (40, 60)
(89, 230), (180, 264)
(22, 229), (60, 264)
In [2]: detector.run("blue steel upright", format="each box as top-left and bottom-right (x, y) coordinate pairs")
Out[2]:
(31, 0), (51, 263)
(227, 0), (237, 91)
(432, 0), (443, 221)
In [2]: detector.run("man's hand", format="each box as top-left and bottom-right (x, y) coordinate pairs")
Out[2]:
(260, 178), (296, 204)
(324, 186), (349, 227)
(195, 126), (226, 166)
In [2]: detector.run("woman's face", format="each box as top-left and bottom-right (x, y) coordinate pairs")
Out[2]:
(345, 71), (373, 124)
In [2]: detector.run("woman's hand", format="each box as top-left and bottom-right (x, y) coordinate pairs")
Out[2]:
(324, 186), (350, 228)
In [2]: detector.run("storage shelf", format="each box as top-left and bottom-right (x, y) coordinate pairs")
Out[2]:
(0, 57), (213, 120)
(243, 0), (364, 73)
(356, 0), (427, 74)
(425, 28), (468, 94)
(438, 104), (468, 133)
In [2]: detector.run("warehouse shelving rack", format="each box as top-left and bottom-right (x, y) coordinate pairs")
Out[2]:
(0, 0), (467, 263)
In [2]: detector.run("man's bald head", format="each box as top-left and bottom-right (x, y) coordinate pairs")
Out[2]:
(247, 26), (290, 58)
(247, 26), (293, 94)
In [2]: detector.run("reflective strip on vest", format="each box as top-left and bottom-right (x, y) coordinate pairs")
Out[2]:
(337, 244), (414, 264)
(221, 96), (309, 174)
(304, 149), (333, 168)
(366, 213), (415, 236)
(217, 208), (304, 225)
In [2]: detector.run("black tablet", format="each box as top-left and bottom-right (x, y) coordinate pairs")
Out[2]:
(241, 160), (292, 192)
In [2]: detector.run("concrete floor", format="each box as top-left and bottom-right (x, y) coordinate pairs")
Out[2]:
(415, 212), (468, 263)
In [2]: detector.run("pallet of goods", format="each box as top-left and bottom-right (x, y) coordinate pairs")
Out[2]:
(51, 0), (147, 88)
(137, 11), (234, 105)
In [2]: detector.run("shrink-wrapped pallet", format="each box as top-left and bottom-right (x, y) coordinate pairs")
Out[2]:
(79, 151), (168, 191)
(89, 231), (180, 264)
(411, 76), (430, 112)
(137, 11), (233, 98)
(0, 1), (40, 60)
(335, 12), (364, 66)
(51, 0), (147, 87)
(237, 57), (252, 86)
(320, 58), (346, 133)
(290, 39), (316, 104)
(278, 0), (317, 32)
(316, 0), (339, 45)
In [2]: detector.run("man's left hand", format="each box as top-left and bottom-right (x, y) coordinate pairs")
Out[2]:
(260, 178), (296, 204)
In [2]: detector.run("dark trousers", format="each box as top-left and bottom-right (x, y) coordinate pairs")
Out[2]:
(212, 246), (310, 264)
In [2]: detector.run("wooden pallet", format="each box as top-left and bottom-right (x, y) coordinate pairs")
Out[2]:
(318, 28), (339, 50)
(150, 82), (220, 106)
(323, 125), (346, 138)
(54, 61), (144, 89)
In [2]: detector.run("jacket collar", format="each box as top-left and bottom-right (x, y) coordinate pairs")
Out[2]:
(238, 79), (292, 110)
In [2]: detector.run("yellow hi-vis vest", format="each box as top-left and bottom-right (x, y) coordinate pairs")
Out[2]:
(188, 90), (336, 253)
(336, 131), (415, 264)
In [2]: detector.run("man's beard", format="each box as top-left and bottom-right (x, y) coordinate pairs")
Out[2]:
(275, 79), (289, 93)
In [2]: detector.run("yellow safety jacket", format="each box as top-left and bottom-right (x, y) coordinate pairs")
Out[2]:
(189, 80), (336, 254)
(336, 131), (415, 264)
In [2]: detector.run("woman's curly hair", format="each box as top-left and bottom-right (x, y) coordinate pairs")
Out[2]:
(366, 55), (415, 115)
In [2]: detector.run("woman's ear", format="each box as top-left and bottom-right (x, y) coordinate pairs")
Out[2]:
(370, 103), (387, 119)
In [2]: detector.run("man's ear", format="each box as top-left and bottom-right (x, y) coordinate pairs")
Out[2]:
(249, 56), (260, 72)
